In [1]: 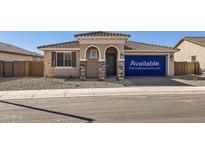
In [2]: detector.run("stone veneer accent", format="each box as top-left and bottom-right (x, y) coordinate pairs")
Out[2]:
(79, 60), (87, 80)
(98, 61), (106, 80)
(117, 60), (125, 80)
(44, 51), (54, 77)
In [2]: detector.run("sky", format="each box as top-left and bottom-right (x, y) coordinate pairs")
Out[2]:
(0, 31), (205, 54)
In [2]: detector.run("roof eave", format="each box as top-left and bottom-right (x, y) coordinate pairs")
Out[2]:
(0, 50), (40, 57)
(38, 47), (80, 51)
(124, 49), (179, 53)
(175, 38), (205, 48)
(184, 38), (205, 48)
(175, 38), (185, 48)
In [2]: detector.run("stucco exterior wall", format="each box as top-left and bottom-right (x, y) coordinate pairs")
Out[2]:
(0, 52), (33, 61)
(79, 43), (125, 79)
(79, 43), (124, 60)
(44, 50), (175, 77)
(175, 40), (205, 70)
(169, 53), (175, 76)
(44, 50), (80, 77)
(86, 47), (99, 77)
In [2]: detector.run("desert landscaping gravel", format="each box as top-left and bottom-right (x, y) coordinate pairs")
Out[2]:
(0, 74), (205, 91)
(0, 77), (125, 91)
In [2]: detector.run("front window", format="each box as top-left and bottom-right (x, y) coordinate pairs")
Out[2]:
(57, 53), (64, 66)
(90, 50), (97, 58)
(65, 53), (72, 66)
(56, 52), (72, 67)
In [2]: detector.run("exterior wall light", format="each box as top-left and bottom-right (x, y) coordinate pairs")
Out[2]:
(170, 54), (174, 61)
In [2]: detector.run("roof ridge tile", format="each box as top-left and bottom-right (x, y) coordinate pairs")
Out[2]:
(74, 31), (130, 37)
(126, 40), (176, 49)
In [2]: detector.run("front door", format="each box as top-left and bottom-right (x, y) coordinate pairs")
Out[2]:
(106, 53), (116, 76)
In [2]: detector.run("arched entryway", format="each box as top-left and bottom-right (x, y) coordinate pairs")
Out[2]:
(85, 46), (100, 78)
(105, 47), (118, 77)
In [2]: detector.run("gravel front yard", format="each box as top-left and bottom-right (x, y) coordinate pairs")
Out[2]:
(0, 74), (205, 91)
(0, 77), (126, 91)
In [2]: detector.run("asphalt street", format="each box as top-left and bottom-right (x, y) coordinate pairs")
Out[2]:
(0, 93), (205, 122)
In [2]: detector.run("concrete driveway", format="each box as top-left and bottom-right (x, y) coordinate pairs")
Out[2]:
(124, 75), (205, 86)
(1, 93), (205, 123)
(124, 77), (191, 86)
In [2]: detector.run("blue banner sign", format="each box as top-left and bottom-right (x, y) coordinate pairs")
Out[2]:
(125, 55), (166, 76)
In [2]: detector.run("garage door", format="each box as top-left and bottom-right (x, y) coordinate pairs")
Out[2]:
(125, 55), (166, 76)
(3, 62), (14, 77)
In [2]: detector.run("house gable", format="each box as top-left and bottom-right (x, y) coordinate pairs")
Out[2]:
(175, 39), (205, 69)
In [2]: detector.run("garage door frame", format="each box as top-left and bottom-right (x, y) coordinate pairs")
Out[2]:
(125, 55), (167, 76)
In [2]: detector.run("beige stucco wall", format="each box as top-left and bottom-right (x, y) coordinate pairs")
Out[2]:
(79, 44), (125, 60)
(86, 47), (99, 77)
(0, 52), (33, 61)
(44, 38), (127, 78)
(87, 59), (99, 77)
(44, 50), (175, 77)
(175, 40), (205, 69)
(169, 53), (175, 76)
(44, 50), (80, 77)
(80, 43), (125, 78)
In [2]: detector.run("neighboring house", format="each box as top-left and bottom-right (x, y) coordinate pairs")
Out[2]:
(38, 31), (178, 80)
(0, 42), (43, 62)
(175, 37), (205, 71)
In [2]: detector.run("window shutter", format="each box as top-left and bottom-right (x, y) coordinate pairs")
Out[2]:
(51, 52), (56, 67)
(72, 52), (77, 67)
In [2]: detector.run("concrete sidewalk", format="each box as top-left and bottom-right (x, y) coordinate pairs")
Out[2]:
(0, 86), (205, 100)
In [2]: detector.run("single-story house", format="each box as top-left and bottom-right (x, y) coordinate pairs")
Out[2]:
(38, 31), (178, 80)
(0, 42), (43, 62)
(175, 37), (205, 72)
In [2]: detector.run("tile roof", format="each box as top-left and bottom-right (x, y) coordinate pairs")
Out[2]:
(38, 40), (178, 52)
(32, 52), (44, 57)
(175, 37), (205, 48)
(74, 31), (130, 38)
(125, 41), (178, 52)
(0, 42), (43, 57)
(37, 41), (80, 49)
